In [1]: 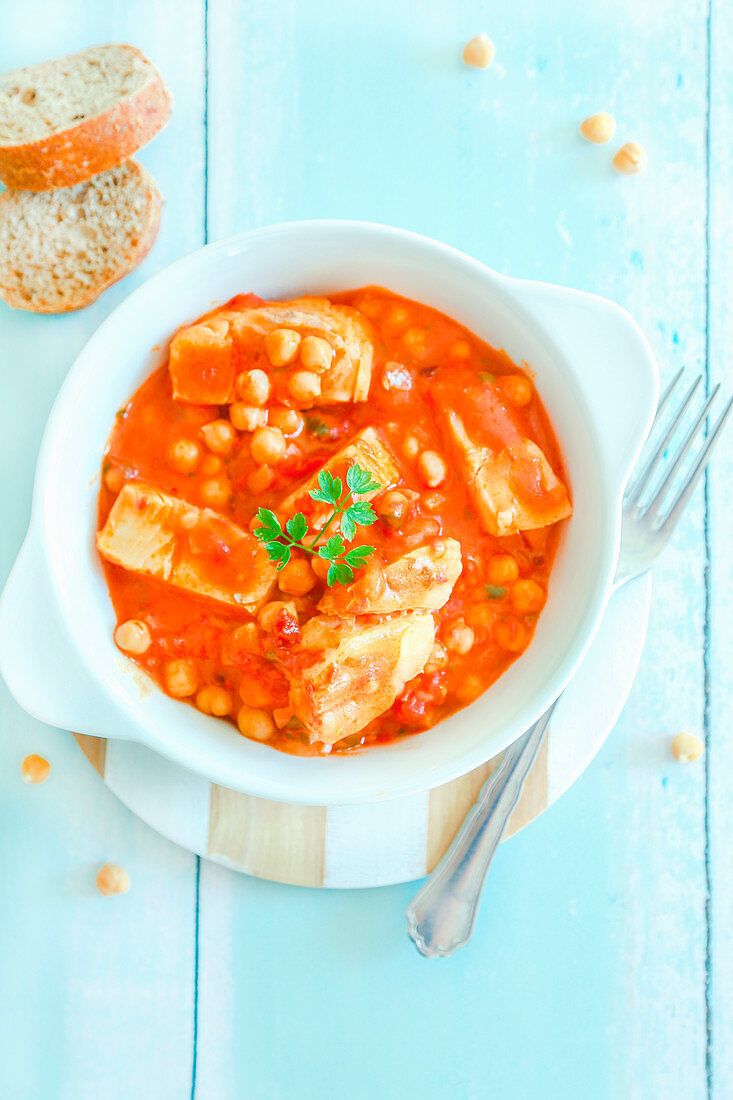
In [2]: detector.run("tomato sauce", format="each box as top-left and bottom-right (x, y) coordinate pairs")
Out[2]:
(98, 287), (570, 755)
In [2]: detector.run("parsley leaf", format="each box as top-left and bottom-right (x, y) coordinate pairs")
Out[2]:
(340, 511), (357, 542)
(485, 584), (506, 599)
(344, 544), (376, 568)
(254, 508), (282, 542)
(309, 470), (342, 505)
(252, 464), (381, 586)
(286, 513), (308, 541)
(319, 535), (346, 561)
(265, 541), (291, 568)
(327, 561), (355, 586)
(346, 500), (377, 526)
(346, 464), (381, 495)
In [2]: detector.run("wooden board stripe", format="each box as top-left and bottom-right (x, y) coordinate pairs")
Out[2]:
(74, 733), (548, 886)
(74, 733), (107, 778)
(207, 784), (327, 887)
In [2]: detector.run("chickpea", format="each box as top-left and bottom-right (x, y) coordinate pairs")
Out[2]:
(230, 402), (267, 432)
(237, 674), (275, 709)
(495, 617), (527, 652)
(200, 453), (224, 477)
(402, 327), (427, 355)
(258, 600), (298, 633)
(580, 112), (616, 144)
(277, 558), (316, 596)
(247, 465), (275, 493)
(269, 407), (304, 436)
(227, 622), (261, 656)
(487, 553), (519, 586)
(264, 328), (301, 366)
(455, 674), (484, 703)
(235, 368), (271, 406)
(386, 305), (408, 329)
(311, 555), (330, 581)
(288, 371), (322, 404)
(237, 704), (276, 741)
(114, 619), (152, 655)
(501, 375), (533, 407)
(670, 731), (704, 764)
(201, 419), (237, 456)
(251, 426), (286, 465)
(300, 335), (333, 371)
(20, 753), (50, 784)
(467, 602), (494, 631)
(418, 450), (447, 488)
(378, 490), (410, 527)
(462, 32), (496, 69)
(613, 142), (647, 175)
(200, 477), (231, 509)
(403, 436), (420, 459)
(167, 437), (201, 474)
(511, 579), (546, 614)
(104, 465), (125, 493)
(444, 620), (475, 655)
(164, 658), (200, 698)
(96, 863), (131, 897)
(196, 685), (234, 717)
(450, 339), (471, 359)
(424, 641), (448, 673)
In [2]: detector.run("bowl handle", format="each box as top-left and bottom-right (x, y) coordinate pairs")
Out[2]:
(512, 281), (660, 493)
(0, 529), (134, 740)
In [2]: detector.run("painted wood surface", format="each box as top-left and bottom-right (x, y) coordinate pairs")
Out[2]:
(0, 1), (728, 1097)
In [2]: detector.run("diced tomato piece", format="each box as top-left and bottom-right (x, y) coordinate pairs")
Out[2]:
(273, 608), (301, 647)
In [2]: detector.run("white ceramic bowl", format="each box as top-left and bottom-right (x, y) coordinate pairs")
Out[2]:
(0, 221), (658, 804)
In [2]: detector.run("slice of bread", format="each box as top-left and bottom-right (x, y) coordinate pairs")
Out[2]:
(0, 159), (162, 312)
(0, 45), (172, 190)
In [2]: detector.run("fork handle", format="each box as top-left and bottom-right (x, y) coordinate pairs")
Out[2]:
(405, 703), (556, 957)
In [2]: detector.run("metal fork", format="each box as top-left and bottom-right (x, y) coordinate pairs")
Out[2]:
(406, 371), (732, 957)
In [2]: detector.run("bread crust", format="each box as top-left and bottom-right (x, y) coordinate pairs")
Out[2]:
(0, 162), (163, 312)
(0, 61), (172, 191)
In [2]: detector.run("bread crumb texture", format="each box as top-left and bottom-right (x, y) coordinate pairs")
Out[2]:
(0, 45), (157, 143)
(0, 159), (161, 311)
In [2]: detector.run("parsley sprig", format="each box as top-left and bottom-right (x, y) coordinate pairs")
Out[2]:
(253, 464), (380, 587)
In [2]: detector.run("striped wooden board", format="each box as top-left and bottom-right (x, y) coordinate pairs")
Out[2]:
(74, 578), (650, 888)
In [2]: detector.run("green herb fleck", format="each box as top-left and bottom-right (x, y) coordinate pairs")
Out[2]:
(485, 584), (506, 599)
(478, 371), (496, 384)
(304, 415), (330, 439)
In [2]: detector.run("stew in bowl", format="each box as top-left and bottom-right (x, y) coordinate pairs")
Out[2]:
(96, 286), (572, 756)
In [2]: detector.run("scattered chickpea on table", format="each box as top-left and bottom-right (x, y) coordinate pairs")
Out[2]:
(20, 754), (50, 784)
(96, 863), (131, 897)
(613, 141), (647, 175)
(462, 33), (496, 70)
(670, 732), (704, 764)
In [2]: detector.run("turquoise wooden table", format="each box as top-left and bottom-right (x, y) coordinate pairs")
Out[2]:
(1, 1), (731, 1096)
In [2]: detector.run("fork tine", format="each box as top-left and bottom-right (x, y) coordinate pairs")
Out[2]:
(658, 394), (733, 536)
(644, 384), (721, 516)
(653, 367), (685, 425)
(625, 375), (702, 507)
